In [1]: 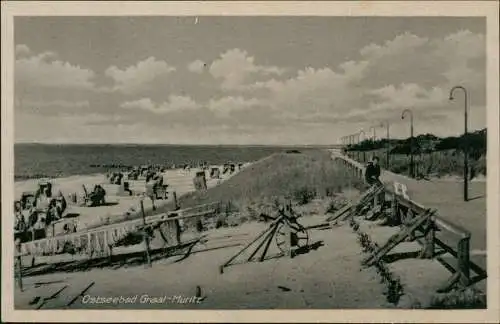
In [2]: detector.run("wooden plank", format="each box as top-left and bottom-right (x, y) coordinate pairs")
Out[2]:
(15, 282), (67, 309)
(363, 209), (436, 266)
(36, 284), (69, 309)
(419, 215), (436, 259)
(220, 219), (280, 270)
(325, 203), (352, 222)
(457, 238), (470, 286)
(66, 282), (95, 308)
(40, 280), (94, 309)
(326, 186), (382, 222)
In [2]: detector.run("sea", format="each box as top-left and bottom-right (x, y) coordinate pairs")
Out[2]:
(14, 144), (329, 181)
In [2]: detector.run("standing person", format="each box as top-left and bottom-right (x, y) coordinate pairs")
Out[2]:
(365, 156), (382, 187)
(364, 156), (384, 219)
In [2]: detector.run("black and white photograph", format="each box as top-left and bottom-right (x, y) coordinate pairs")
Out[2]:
(2, 1), (499, 323)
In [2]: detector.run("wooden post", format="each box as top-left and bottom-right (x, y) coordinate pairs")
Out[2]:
(140, 200), (152, 267)
(373, 185), (379, 209)
(391, 194), (399, 225)
(457, 238), (470, 286)
(104, 230), (113, 263)
(405, 209), (416, 242)
(87, 232), (92, 257)
(172, 191), (179, 210)
(287, 222), (293, 258)
(196, 215), (203, 232)
(259, 224), (279, 262)
(15, 239), (23, 291)
(420, 215), (435, 259)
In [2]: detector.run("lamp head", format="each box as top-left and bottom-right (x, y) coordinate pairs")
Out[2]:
(449, 95), (454, 101)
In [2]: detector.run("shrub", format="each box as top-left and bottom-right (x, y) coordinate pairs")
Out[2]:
(215, 214), (228, 228)
(475, 154), (487, 176)
(292, 186), (316, 205)
(429, 288), (486, 309)
(325, 197), (348, 214)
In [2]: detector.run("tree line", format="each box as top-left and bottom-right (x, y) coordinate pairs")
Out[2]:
(346, 128), (487, 159)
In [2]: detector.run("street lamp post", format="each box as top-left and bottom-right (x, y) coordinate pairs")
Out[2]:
(449, 86), (469, 202)
(346, 135), (351, 157)
(351, 134), (356, 159)
(359, 130), (366, 162)
(368, 126), (377, 162)
(369, 126), (377, 141)
(402, 109), (414, 178)
(356, 132), (361, 161)
(351, 134), (355, 159)
(380, 121), (390, 169)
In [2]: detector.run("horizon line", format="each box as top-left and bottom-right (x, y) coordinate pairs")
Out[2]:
(13, 142), (341, 146)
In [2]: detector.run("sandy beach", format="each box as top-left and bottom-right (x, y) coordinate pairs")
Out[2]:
(14, 164), (248, 233)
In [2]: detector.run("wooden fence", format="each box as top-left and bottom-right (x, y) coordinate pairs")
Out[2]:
(17, 201), (221, 262)
(333, 151), (487, 290)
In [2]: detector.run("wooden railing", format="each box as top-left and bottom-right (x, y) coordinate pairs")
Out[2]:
(332, 151), (487, 289)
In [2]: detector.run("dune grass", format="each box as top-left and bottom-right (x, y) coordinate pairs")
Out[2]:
(157, 150), (363, 224)
(83, 150), (361, 230)
(348, 149), (486, 179)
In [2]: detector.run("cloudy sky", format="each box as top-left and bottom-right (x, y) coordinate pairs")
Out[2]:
(14, 17), (485, 144)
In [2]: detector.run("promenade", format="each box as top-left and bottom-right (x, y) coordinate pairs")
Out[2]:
(330, 150), (487, 271)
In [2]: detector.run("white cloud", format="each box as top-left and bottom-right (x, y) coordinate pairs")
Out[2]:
(244, 64), (367, 121)
(209, 48), (285, 90)
(187, 60), (206, 73)
(432, 30), (486, 88)
(368, 83), (447, 113)
(207, 96), (262, 116)
(16, 50), (96, 90)
(121, 95), (200, 114)
(15, 44), (31, 57)
(105, 57), (176, 93)
(240, 30), (485, 128)
(434, 30), (485, 61)
(359, 32), (429, 59)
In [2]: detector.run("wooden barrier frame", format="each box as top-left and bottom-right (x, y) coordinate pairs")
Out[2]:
(332, 151), (487, 290)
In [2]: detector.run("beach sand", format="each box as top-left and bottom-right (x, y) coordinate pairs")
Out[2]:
(14, 164), (248, 233)
(14, 212), (461, 309)
(14, 215), (390, 309)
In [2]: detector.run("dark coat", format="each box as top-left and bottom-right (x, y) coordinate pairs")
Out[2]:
(365, 163), (381, 185)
